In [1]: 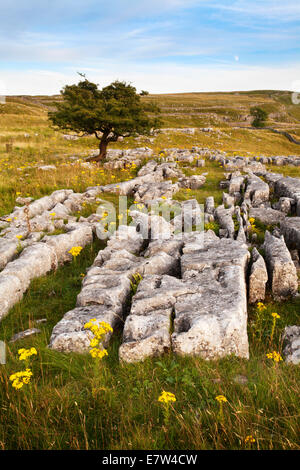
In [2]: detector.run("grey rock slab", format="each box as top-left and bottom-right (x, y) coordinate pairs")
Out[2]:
(249, 247), (268, 304)
(282, 325), (300, 365)
(10, 328), (41, 343)
(213, 205), (235, 239)
(205, 197), (215, 215)
(77, 272), (132, 309)
(229, 176), (245, 195)
(173, 237), (250, 359)
(106, 225), (145, 255)
(0, 275), (23, 321)
(130, 211), (174, 240)
(275, 176), (300, 201)
(2, 243), (58, 290)
(119, 274), (186, 363)
(178, 175), (206, 189)
(263, 231), (298, 299)
(139, 251), (180, 277)
(119, 310), (172, 363)
(143, 238), (183, 258)
(280, 217), (300, 250)
(49, 305), (121, 353)
(44, 224), (93, 263)
(249, 207), (285, 226)
(0, 239), (18, 270)
(244, 175), (269, 205)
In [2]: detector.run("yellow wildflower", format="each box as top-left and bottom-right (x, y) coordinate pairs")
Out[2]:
(89, 348), (108, 359)
(158, 390), (176, 404)
(266, 351), (283, 362)
(68, 246), (83, 257)
(271, 312), (280, 319)
(257, 302), (266, 312)
(18, 347), (37, 361)
(9, 368), (33, 389)
(216, 395), (228, 403)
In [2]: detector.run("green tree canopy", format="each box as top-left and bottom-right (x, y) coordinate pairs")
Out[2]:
(250, 106), (268, 128)
(49, 79), (161, 161)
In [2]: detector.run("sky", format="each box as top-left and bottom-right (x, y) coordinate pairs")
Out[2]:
(0, 0), (300, 95)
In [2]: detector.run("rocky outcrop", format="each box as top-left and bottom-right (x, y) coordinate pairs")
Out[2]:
(119, 232), (250, 362)
(0, 223), (93, 321)
(280, 217), (300, 250)
(274, 176), (300, 216)
(49, 221), (181, 353)
(244, 174), (269, 206)
(263, 231), (298, 300)
(248, 248), (268, 304)
(119, 275), (177, 362)
(172, 234), (250, 359)
(282, 326), (300, 365)
(214, 205), (235, 238)
(249, 207), (285, 226)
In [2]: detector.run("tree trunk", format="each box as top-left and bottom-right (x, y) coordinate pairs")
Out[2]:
(87, 137), (108, 162)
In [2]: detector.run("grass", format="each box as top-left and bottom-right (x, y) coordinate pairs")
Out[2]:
(0, 91), (299, 450)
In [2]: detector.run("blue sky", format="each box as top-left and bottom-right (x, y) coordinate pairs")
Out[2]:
(0, 0), (300, 94)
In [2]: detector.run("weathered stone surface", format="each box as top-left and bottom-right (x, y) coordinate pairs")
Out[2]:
(282, 326), (300, 365)
(214, 205), (235, 238)
(172, 236), (250, 359)
(0, 239), (18, 270)
(50, 220), (185, 353)
(10, 328), (41, 343)
(228, 175), (245, 195)
(49, 305), (120, 352)
(106, 225), (145, 255)
(119, 275), (187, 363)
(0, 275), (23, 321)
(120, 234), (249, 362)
(3, 243), (57, 290)
(274, 197), (294, 214)
(249, 247), (268, 304)
(130, 211), (174, 240)
(119, 309), (172, 363)
(223, 193), (235, 207)
(263, 231), (298, 299)
(275, 176), (300, 200)
(171, 200), (203, 233)
(134, 180), (179, 203)
(44, 224), (93, 263)
(280, 217), (300, 250)
(178, 174), (206, 189)
(274, 176), (300, 215)
(244, 175), (269, 206)
(205, 197), (215, 215)
(249, 207), (285, 226)
(143, 238), (183, 259)
(38, 165), (56, 171)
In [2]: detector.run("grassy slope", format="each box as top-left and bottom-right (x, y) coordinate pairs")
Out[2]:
(0, 92), (299, 450)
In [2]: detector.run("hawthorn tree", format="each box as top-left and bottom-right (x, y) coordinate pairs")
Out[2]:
(250, 106), (268, 128)
(49, 79), (161, 161)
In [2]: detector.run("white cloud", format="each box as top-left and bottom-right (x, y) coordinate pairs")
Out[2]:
(2, 63), (300, 95)
(212, 0), (300, 22)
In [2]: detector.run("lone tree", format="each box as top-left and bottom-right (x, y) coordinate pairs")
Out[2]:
(49, 78), (161, 161)
(250, 106), (268, 128)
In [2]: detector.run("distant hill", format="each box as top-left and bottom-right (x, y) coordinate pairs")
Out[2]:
(1, 90), (300, 131)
